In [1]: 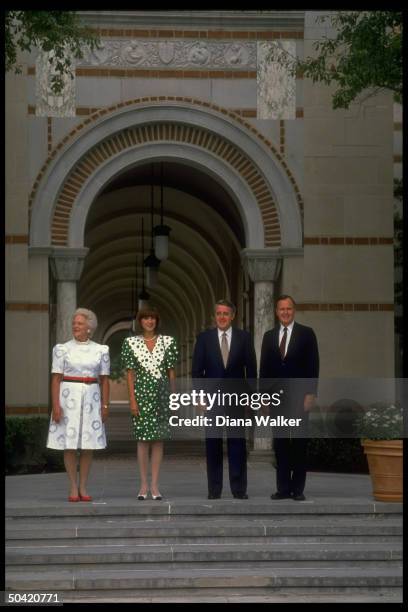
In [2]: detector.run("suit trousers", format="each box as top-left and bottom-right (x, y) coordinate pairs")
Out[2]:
(205, 436), (247, 497)
(273, 436), (308, 496)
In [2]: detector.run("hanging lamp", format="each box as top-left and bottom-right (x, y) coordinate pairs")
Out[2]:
(144, 165), (161, 288)
(154, 162), (171, 260)
(138, 216), (150, 309)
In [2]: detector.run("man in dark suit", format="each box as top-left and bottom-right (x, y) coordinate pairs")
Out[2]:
(260, 295), (319, 501)
(192, 299), (257, 500)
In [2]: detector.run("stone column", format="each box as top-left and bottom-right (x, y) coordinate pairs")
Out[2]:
(241, 249), (282, 363)
(241, 249), (282, 453)
(50, 248), (89, 343)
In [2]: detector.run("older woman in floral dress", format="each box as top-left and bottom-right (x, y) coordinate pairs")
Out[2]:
(47, 308), (110, 502)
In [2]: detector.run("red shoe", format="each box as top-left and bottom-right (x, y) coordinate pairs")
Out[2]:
(68, 495), (80, 502)
(79, 494), (93, 502)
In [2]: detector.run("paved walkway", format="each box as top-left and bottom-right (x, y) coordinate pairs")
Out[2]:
(6, 455), (373, 504)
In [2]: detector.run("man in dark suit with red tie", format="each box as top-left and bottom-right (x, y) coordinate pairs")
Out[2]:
(260, 295), (319, 501)
(192, 300), (257, 500)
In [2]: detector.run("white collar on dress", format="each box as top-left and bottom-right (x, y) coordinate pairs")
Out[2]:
(72, 338), (91, 345)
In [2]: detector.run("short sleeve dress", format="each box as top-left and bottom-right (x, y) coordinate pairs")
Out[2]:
(120, 335), (178, 441)
(46, 339), (110, 450)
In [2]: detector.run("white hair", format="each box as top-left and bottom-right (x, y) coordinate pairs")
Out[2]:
(73, 308), (98, 336)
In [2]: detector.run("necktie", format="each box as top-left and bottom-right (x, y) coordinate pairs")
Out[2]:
(280, 327), (287, 359)
(221, 332), (229, 368)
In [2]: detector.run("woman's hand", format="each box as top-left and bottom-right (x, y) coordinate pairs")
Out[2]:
(101, 404), (109, 423)
(130, 401), (140, 417)
(51, 373), (63, 423)
(126, 370), (139, 416)
(52, 405), (63, 423)
(99, 377), (110, 423)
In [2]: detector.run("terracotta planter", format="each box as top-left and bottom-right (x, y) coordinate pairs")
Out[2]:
(362, 439), (403, 502)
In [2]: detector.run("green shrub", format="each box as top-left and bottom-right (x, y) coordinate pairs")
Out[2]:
(6, 415), (64, 475)
(354, 402), (403, 440)
(307, 438), (368, 473)
(302, 409), (369, 473)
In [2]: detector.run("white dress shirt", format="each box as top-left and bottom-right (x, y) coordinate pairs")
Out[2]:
(279, 321), (294, 357)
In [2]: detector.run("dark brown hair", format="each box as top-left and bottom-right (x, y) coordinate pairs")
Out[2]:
(136, 306), (160, 329)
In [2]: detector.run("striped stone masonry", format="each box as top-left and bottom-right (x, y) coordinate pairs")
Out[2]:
(6, 303), (49, 312)
(28, 106), (305, 118)
(87, 29), (304, 39)
(5, 235), (29, 244)
(28, 67), (304, 79)
(296, 303), (394, 312)
(6, 406), (49, 415)
(304, 237), (394, 245)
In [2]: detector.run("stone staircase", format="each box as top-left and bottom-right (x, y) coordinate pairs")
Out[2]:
(5, 499), (403, 602)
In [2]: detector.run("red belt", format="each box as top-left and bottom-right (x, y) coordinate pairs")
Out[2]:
(63, 376), (98, 384)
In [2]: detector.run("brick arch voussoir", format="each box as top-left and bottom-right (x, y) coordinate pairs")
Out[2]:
(29, 97), (303, 247)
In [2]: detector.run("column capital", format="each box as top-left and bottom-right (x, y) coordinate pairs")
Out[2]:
(50, 247), (89, 282)
(28, 246), (54, 258)
(240, 248), (282, 282)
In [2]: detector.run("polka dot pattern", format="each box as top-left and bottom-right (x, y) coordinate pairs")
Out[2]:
(121, 335), (178, 441)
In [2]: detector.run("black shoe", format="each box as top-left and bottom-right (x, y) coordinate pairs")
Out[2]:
(293, 493), (306, 501)
(233, 493), (248, 499)
(270, 492), (292, 500)
(208, 493), (221, 499)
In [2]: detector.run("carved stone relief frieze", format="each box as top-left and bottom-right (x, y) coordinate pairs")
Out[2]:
(35, 49), (76, 118)
(79, 39), (256, 70)
(257, 41), (296, 120)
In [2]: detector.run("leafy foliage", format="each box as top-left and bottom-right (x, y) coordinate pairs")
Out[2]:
(307, 438), (368, 473)
(109, 354), (126, 382)
(355, 402), (404, 440)
(268, 11), (402, 109)
(6, 415), (65, 474)
(5, 10), (100, 94)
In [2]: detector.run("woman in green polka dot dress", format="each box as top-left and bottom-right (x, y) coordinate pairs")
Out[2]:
(121, 307), (178, 500)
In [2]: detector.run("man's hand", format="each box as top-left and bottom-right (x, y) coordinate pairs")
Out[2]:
(303, 394), (316, 412)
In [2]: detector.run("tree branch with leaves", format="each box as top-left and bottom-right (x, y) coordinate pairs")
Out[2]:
(268, 11), (402, 109)
(5, 10), (100, 94)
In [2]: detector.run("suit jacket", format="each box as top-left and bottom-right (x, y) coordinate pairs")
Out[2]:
(260, 321), (319, 416)
(192, 327), (257, 416)
(192, 327), (257, 380)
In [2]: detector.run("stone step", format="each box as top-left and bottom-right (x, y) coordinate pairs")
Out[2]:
(6, 517), (402, 541)
(5, 566), (403, 591)
(8, 560), (403, 573)
(6, 541), (402, 566)
(52, 587), (405, 603)
(6, 535), (402, 546)
(5, 499), (403, 518)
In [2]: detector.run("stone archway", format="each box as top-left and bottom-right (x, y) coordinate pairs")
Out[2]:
(29, 99), (303, 371)
(29, 100), (302, 250)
